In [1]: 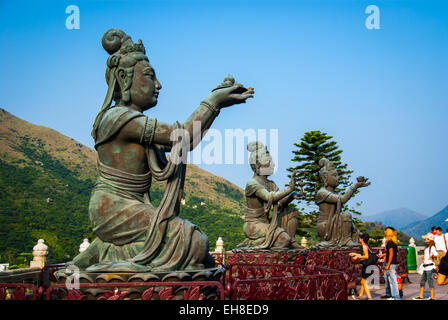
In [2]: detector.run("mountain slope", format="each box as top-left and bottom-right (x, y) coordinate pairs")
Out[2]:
(402, 205), (448, 239)
(362, 221), (424, 246)
(363, 208), (428, 230)
(0, 108), (245, 265)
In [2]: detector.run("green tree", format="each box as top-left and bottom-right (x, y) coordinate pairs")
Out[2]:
(287, 130), (364, 232)
(369, 229), (384, 247)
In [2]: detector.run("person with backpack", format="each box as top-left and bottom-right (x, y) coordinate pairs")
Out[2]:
(377, 227), (401, 300)
(437, 229), (448, 286)
(413, 233), (439, 300)
(349, 233), (377, 300)
(434, 226), (447, 269)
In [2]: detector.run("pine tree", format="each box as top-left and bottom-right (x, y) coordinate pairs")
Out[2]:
(287, 131), (364, 230)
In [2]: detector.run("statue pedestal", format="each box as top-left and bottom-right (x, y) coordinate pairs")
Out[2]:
(228, 248), (309, 265)
(51, 267), (224, 300)
(224, 247), (409, 297)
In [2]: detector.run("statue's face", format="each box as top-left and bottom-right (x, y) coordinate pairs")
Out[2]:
(130, 60), (162, 110)
(259, 153), (275, 176)
(326, 169), (339, 187)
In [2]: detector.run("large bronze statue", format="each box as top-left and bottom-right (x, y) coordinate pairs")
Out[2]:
(237, 141), (302, 250)
(315, 158), (370, 248)
(70, 28), (254, 272)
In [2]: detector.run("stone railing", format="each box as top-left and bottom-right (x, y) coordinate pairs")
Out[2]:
(0, 239), (51, 289)
(0, 238), (86, 285)
(0, 267), (41, 285)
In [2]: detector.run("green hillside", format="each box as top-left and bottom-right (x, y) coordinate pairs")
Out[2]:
(0, 108), (245, 267)
(362, 221), (425, 247)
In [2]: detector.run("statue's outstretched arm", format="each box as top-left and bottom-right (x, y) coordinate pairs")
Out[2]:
(152, 83), (254, 149)
(278, 192), (296, 208)
(318, 187), (355, 205)
(116, 108), (217, 150)
(319, 177), (370, 205)
(151, 102), (218, 149)
(119, 80), (254, 149)
(255, 187), (295, 204)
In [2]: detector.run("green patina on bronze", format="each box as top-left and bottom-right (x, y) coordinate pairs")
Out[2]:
(112, 144), (121, 154)
(68, 28), (254, 272)
(236, 141), (303, 250)
(315, 158), (371, 248)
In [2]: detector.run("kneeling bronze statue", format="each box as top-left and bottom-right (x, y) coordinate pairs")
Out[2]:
(315, 158), (371, 248)
(68, 28), (254, 272)
(237, 141), (303, 250)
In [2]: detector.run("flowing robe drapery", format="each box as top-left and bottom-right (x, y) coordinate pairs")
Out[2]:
(237, 178), (292, 249)
(71, 106), (213, 271)
(315, 188), (359, 247)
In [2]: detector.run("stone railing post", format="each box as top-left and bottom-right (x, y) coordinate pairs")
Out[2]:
(214, 237), (224, 254)
(407, 237), (417, 273)
(30, 239), (48, 269)
(411, 237), (425, 268)
(79, 238), (90, 253)
(301, 237), (308, 248)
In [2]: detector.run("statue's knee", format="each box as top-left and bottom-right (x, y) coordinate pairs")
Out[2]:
(193, 230), (209, 251)
(342, 212), (352, 222)
(277, 232), (292, 247)
(316, 222), (326, 237)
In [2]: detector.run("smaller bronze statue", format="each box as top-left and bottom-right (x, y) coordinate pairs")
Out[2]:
(237, 141), (303, 250)
(315, 158), (371, 248)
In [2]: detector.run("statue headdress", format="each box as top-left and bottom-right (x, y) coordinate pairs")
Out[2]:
(247, 141), (270, 174)
(318, 158), (335, 184)
(91, 28), (147, 141)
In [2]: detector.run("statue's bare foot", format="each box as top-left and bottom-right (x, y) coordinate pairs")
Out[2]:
(291, 241), (303, 249)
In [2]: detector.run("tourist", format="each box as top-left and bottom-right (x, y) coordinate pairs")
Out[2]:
(437, 253), (448, 287)
(349, 233), (373, 300)
(437, 253), (448, 286)
(413, 233), (438, 300)
(378, 243), (391, 299)
(434, 226), (447, 269)
(377, 227), (400, 300)
(435, 228), (448, 287)
(431, 226), (437, 235)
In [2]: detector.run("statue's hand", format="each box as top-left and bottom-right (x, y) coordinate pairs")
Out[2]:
(294, 179), (305, 199)
(355, 176), (371, 188)
(206, 81), (254, 109)
(289, 170), (297, 190)
(294, 190), (305, 200)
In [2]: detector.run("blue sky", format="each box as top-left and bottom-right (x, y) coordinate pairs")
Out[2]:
(0, 0), (447, 217)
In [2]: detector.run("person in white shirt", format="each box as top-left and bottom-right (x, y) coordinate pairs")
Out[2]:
(434, 227), (447, 268)
(413, 233), (438, 300)
(436, 229), (448, 286)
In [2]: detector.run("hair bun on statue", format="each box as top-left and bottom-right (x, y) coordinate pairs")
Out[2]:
(247, 141), (265, 152)
(319, 158), (330, 168)
(102, 28), (128, 55)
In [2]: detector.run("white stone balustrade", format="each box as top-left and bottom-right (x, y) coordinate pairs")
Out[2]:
(301, 237), (308, 248)
(214, 237), (224, 254)
(30, 239), (48, 269)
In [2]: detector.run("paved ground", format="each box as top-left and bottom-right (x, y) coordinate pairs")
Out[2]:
(352, 273), (448, 300)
